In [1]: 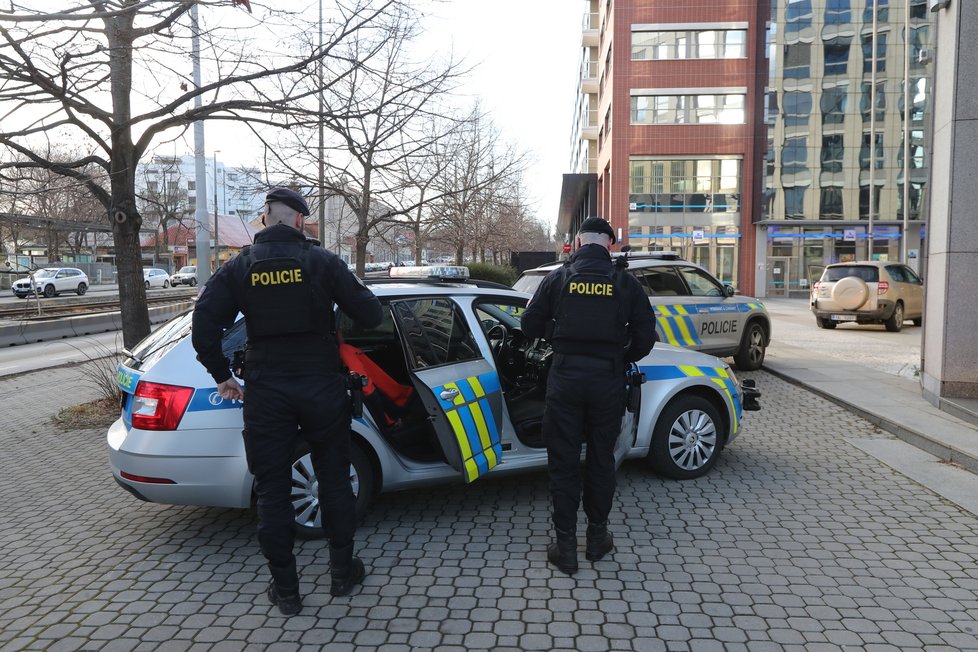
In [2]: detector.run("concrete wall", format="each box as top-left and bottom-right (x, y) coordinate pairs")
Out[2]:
(921, 0), (978, 402)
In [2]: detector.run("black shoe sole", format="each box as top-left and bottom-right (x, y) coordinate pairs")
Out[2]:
(547, 544), (579, 575)
(330, 558), (366, 597)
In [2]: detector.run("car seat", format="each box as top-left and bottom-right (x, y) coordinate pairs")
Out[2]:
(339, 343), (415, 428)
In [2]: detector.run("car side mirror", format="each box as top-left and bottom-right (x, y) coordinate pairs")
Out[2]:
(724, 285), (736, 297)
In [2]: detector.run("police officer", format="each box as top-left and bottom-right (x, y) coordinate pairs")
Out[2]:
(192, 188), (382, 615)
(521, 217), (656, 575)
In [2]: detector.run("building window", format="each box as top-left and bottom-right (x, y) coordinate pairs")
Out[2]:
(862, 33), (887, 73)
(824, 0), (851, 24)
(863, 0), (889, 23)
(819, 187), (844, 218)
(631, 94), (745, 125)
(820, 84), (848, 124)
(782, 136), (809, 174)
(784, 42), (811, 79)
(860, 81), (886, 122)
(631, 29), (747, 60)
(784, 187), (807, 218)
(860, 132), (885, 170)
(821, 134), (845, 172)
(823, 37), (851, 76)
(785, 0), (813, 35)
(187, 181), (195, 191)
(628, 158), (741, 214)
(147, 181), (158, 193)
(783, 91), (812, 127)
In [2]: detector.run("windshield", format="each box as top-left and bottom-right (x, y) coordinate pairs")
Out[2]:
(179, 266), (195, 273)
(34, 269), (56, 278)
(512, 273), (546, 294)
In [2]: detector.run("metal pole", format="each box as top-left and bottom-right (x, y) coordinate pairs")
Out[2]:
(317, 0), (326, 248)
(902, 0), (911, 262)
(213, 151), (220, 269)
(868, 0), (878, 259)
(191, 4), (212, 285)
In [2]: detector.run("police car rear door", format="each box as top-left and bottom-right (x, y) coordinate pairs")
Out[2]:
(633, 267), (704, 350)
(389, 297), (505, 483)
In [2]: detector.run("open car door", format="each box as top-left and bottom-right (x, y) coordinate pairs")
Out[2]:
(390, 298), (504, 483)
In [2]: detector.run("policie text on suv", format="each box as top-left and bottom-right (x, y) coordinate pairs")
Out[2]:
(514, 253), (770, 371)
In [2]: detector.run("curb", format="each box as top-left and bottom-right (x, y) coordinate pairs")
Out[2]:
(763, 365), (978, 477)
(0, 301), (193, 347)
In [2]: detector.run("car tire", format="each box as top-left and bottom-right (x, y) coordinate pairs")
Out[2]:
(831, 276), (870, 310)
(733, 321), (766, 371)
(647, 394), (723, 480)
(291, 439), (375, 540)
(884, 302), (904, 332)
(190, 278), (197, 287)
(145, 280), (150, 289)
(76, 283), (87, 296)
(43, 284), (55, 298)
(815, 317), (836, 329)
(163, 279), (170, 288)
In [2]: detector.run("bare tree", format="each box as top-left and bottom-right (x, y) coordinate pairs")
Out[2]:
(256, 3), (468, 275)
(0, 0), (405, 347)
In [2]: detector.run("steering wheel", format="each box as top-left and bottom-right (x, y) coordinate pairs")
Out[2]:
(486, 323), (509, 358)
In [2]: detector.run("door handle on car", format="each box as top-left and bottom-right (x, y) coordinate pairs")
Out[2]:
(440, 388), (460, 401)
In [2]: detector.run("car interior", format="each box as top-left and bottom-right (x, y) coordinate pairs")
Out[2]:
(335, 297), (553, 462)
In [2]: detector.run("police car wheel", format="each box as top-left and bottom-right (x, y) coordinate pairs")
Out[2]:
(732, 321), (766, 371)
(647, 395), (722, 480)
(291, 440), (375, 540)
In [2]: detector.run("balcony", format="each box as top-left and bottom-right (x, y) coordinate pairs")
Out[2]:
(581, 59), (598, 94)
(583, 11), (599, 47)
(580, 108), (598, 141)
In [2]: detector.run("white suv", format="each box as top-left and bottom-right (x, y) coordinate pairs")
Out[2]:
(514, 253), (770, 370)
(11, 267), (89, 298)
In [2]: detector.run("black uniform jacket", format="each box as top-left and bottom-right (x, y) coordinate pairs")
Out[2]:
(192, 224), (382, 384)
(521, 244), (656, 364)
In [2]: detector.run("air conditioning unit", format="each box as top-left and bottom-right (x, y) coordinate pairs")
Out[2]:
(918, 48), (933, 64)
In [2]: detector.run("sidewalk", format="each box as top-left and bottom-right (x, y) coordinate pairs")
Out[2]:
(763, 341), (978, 476)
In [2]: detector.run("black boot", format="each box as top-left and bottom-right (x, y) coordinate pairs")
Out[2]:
(267, 559), (302, 616)
(547, 527), (578, 575)
(585, 521), (614, 562)
(329, 542), (366, 597)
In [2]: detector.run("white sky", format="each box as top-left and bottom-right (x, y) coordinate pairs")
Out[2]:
(209, 0), (583, 229)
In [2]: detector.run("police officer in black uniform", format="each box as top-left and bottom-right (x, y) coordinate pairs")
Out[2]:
(192, 188), (382, 615)
(521, 216), (656, 575)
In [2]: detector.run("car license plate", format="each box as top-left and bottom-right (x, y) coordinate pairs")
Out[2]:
(831, 314), (856, 321)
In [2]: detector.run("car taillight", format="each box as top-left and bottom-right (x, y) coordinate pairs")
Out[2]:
(877, 281), (889, 295)
(131, 381), (193, 431)
(812, 281), (821, 293)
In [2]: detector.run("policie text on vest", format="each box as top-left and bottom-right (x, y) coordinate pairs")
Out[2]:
(251, 268), (302, 286)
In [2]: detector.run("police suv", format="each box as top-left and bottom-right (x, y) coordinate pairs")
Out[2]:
(107, 266), (760, 536)
(515, 253), (770, 371)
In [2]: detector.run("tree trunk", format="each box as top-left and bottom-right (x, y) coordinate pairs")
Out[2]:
(355, 233), (369, 277)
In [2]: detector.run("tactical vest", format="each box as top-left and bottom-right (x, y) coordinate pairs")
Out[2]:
(551, 260), (628, 353)
(239, 241), (331, 339)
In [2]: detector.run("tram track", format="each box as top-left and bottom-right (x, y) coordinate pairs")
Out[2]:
(0, 291), (196, 322)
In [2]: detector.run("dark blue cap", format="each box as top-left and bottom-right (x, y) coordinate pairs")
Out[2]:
(266, 187), (309, 216)
(578, 216), (616, 244)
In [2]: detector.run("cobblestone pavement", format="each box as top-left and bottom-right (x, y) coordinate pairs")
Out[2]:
(2, 365), (978, 651)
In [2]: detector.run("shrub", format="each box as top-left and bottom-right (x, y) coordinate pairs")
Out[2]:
(466, 262), (518, 287)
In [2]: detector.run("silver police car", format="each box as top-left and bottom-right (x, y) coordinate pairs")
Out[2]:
(515, 253), (770, 371)
(107, 268), (760, 536)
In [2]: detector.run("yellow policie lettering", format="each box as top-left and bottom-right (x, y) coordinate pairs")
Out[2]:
(250, 268), (303, 287)
(567, 282), (614, 296)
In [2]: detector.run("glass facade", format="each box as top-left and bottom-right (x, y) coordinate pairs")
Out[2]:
(632, 29), (747, 60)
(628, 158), (743, 287)
(764, 0), (932, 225)
(631, 94), (746, 125)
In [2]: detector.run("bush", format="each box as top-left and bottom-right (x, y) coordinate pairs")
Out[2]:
(466, 262), (518, 287)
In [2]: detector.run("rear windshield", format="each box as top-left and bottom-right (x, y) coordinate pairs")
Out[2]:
(125, 311), (193, 370)
(823, 265), (879, 283)
(513, 273), (546, 294)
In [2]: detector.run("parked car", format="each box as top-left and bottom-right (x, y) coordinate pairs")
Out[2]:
(107, 269), (760, 536)
(169, 265), (197, 287)
(514, 253), (771, 371)
(143, 268), (171, 289)
(810, 261), (923, 332)
(11, 267), (88, 298)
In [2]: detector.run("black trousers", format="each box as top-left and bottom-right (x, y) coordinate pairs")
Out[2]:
(542, 353), (626, 533)
(241, 369), (353, 567)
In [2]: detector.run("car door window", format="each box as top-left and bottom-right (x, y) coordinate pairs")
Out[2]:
(392, 298), (481, 369)
(634, 268), (687, 296)
(885, 265), (907, 283)
(678, 267), (725, 297)
(903, 266), (922, 285)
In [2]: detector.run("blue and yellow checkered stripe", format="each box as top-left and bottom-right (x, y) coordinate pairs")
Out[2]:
(433, 372), (502, 483)
(653, 305), (702, 347)
(639, 364), (742, 433)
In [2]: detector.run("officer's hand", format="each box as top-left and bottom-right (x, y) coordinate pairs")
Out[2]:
(218, 377), (244, 402)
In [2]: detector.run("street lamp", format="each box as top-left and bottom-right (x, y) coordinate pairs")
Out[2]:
(213, 150), (220, 269)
